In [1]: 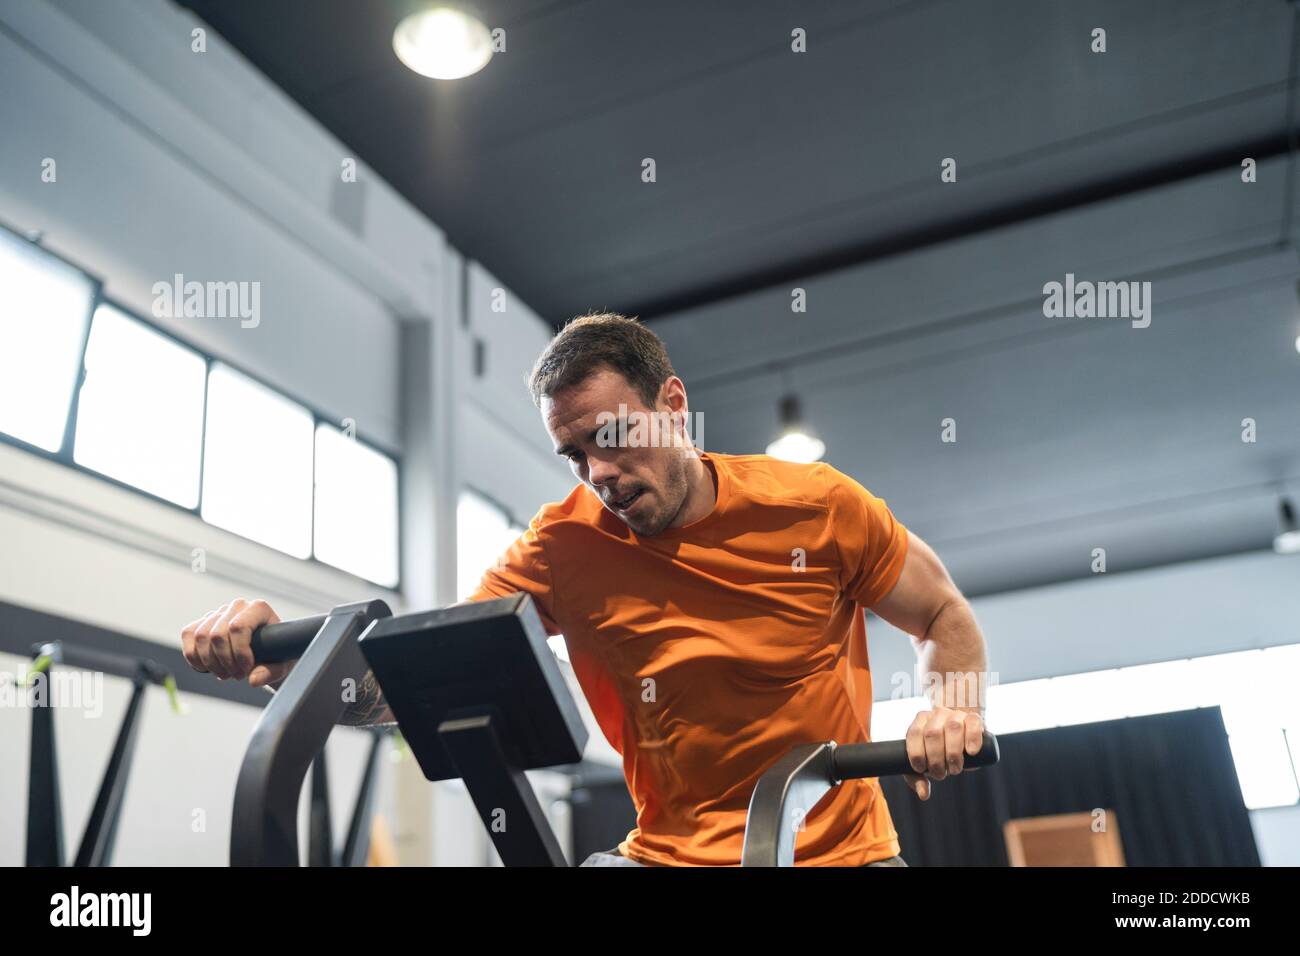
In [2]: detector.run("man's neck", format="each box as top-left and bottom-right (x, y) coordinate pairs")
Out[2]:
(669, 451), (717, 529)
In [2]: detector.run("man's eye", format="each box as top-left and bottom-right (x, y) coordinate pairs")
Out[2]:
(567, 451), (585, 463)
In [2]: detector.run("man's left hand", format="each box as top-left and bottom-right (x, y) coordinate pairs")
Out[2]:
(903, 706), (985, 801)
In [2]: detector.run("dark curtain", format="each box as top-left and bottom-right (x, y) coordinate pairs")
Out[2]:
(880, 707), (1261, 866)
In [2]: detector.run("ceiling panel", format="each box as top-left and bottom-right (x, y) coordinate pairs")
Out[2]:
(175, 0), (1294, 322)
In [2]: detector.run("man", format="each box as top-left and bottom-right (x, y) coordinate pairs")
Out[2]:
(182, 312), (990, 867)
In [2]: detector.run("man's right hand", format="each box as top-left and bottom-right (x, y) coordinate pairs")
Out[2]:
(181, 598), (292, 688)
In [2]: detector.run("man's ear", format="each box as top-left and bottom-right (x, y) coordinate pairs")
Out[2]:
(662, 375), (688, 412)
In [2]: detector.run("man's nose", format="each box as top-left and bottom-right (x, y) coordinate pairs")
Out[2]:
(587, 457), (620, 487)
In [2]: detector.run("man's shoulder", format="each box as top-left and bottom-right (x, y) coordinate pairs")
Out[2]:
(712, 451), (841, 509)
(526, 483), (606, 533)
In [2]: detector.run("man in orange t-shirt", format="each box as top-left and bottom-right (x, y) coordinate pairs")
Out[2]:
(473, 313), (991, 866)
(183, 312), (989, 867)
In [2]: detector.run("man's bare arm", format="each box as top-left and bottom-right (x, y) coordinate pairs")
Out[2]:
(869, 529), (989, 799)
(871, 531), (988, 705)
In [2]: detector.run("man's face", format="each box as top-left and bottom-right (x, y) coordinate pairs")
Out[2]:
(543, 366), (692, 535)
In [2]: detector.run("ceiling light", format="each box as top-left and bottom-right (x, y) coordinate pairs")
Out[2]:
(766, 394), (825, 463)
(393, 7), (493, 80)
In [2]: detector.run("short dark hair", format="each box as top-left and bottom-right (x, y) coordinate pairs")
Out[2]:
(528, 312), (676, 408)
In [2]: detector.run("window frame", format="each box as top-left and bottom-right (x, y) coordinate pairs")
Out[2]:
(0, 222), (403, 590)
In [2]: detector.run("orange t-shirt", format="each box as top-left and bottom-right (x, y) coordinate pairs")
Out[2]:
(470, 451), (910, 866)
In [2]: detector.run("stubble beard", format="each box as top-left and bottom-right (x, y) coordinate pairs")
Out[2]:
(631, 453), (689, 537)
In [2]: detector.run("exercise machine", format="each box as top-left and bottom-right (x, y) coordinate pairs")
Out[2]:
(25, 641), (180, 866)
(742, 730), (1000, 866)
(230, 593), (999, 866)
(231, 594), (587, 866)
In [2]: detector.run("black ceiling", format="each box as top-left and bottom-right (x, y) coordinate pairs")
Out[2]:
(174, 0), (1296, 325)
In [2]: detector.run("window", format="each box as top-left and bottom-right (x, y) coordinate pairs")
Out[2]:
(544, 613), (569, 662)
(73, 305), (207, 507)
(201, 364), (314, 559)
(870, 695), (927, 742)
(0, 227), (403, 585)
(1265, 645), (1300, 781)
(1226, 729), (1298, 809)
(1199, 648), (1300, 809)
(1107, 659), (1201, 718)
(314, 424), (400, 587)
(0, 232), (94, 452)
(457, 489), (522, 601)
(982, 677), (1056, 735)
(872, 644), (1300, 811)
(454, 490), (566, 654)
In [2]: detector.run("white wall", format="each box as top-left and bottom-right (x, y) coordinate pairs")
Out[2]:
(0, 647), (388, 867)
(460, 259), (575, 522)
(1250, 805), (1300, 867)
(867, 549), (1300, 689)
(0, 0), (418, 451)
(0, 0), (429, 866)
(0, 442), (403, 865)
(0, 0), (582, 867)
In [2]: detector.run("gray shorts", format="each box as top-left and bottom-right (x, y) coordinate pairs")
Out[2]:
(579, 848), (908, 867)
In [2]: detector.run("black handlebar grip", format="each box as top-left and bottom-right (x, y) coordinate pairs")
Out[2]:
(249, 614), (328, 664)
(832, 730), (999, 781)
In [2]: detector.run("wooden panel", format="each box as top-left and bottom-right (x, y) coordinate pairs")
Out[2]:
(1004, 811), (1126, 867)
